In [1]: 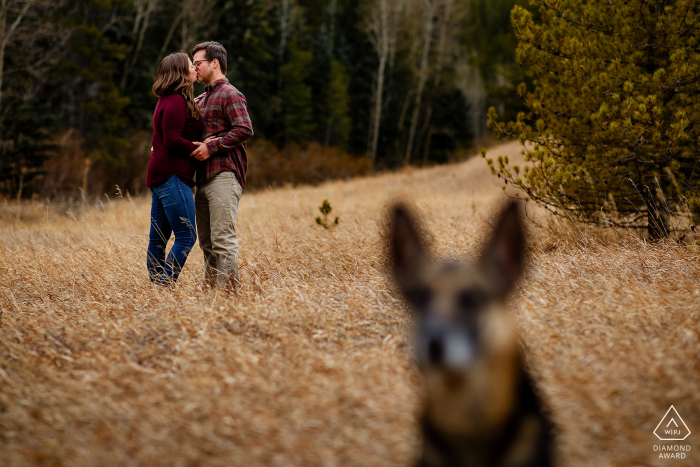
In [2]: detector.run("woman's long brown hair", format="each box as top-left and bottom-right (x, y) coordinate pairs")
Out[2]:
(152, 52), (202, 119)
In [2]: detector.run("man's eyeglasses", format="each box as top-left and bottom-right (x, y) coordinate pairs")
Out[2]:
(193, 59), (211, 68)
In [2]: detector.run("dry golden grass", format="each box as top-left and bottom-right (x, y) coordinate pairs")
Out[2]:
(1, 141), (699, 466)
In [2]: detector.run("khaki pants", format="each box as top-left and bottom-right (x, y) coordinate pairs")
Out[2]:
(195, 171), (243, 290)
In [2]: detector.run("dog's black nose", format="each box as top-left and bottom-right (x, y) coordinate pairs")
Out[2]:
(428, 339), (443, 365)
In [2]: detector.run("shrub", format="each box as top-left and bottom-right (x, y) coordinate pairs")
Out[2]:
(246, 140), (371, 190)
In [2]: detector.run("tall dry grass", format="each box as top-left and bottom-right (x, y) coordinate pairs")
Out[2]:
(1, 141), (699, 466)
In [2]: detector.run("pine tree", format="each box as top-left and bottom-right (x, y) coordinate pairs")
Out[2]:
(464, 0), (531, 128)
(338, 0), (375, 156)
(0, 0), (63, 196)
(486, 0), (700, 237)
(324, 61), (351, 147)
(279, 37), (316, 144)
(216, 0), (276, 140)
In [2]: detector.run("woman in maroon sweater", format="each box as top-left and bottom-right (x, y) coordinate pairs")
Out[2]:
(146, 52), (203, 284)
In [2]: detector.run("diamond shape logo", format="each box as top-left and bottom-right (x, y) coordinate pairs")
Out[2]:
(654, 406), (691, 441)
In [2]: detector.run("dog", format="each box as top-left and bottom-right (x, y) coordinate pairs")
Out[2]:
(389, 201), (553, 467)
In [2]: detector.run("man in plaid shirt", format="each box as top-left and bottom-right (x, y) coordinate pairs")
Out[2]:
(190, 41), (253, 291)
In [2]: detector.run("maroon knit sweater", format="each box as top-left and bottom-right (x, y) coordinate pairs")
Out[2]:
(147, 94), (203, 188)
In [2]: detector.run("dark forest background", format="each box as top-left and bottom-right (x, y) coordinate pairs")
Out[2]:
(0, 0), (527, 198)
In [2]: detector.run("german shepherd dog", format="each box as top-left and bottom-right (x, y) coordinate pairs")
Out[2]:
(390, 201), (553, 467)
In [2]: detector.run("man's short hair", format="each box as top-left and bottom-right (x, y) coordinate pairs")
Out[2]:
(191, 41), (227, 74)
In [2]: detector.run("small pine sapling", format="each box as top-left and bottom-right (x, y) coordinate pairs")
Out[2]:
(315, 199), (339, 229)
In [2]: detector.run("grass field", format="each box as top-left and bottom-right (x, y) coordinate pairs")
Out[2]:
(1, 141), (699, 466)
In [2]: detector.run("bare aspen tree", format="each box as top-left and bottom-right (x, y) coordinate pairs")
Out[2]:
(181, 0), (188, 50)
(0, 0), (37, 116)
(322, 0), (339, 146)
(404, 0), (434, 165)
(365, 0), (404, 166)
(0, 0), (66, 154)
(420, 0), (459, 165)
(454, 59), (486, 141)
(1, 0), (68, 202)
(326, 0), (337, 57)
(121, 0), (160, 91)
(180, 0), (216, 53)
(277, 0), (295, 62)
(155, 10), (183, 67)
(367, 0), (389, 162)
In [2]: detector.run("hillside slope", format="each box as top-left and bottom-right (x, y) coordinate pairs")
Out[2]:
(1, 141), (699, 466)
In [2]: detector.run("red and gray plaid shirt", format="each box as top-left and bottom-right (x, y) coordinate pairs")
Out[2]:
(195, 78), (254, 189)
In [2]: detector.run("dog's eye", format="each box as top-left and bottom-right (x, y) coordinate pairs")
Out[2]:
(458, 291), (482, 311)
(406, 288), (433, 308)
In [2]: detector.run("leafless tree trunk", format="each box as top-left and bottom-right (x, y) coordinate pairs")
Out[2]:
(277, 0), (295, 62)
(404, 0), (434, 165)
(81, 158), (91, 206)
(323, 0), (339, 146)
(421, 0), (454, 165)
(156, 11), (183, 64)
(369, 0), (388, 164)
(275, 0), (296, 98)
(326, 0), (337, 57)
(180, 0), (216, 53)
(366, 0), (404, 166)
(121, 0), (160, 91)
(454, 61), (485, 140)
(0, 0), (37, 116)
(397, 88), (414, 132)
(16, 166), (25, 219)
(181, 0), (188, 50)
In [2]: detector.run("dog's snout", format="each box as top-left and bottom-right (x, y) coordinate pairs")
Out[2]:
(428, 338), (444, 364)
(419, 321), (475, 369)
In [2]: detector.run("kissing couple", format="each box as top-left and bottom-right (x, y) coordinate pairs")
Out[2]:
(146, 41), (253, 292)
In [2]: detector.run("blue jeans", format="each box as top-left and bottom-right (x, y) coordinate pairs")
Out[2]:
(147, 174), (197, 284)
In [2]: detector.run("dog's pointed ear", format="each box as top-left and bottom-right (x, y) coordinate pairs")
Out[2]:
(390, 204), (429, 290)
(480, 201), (525, 296)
